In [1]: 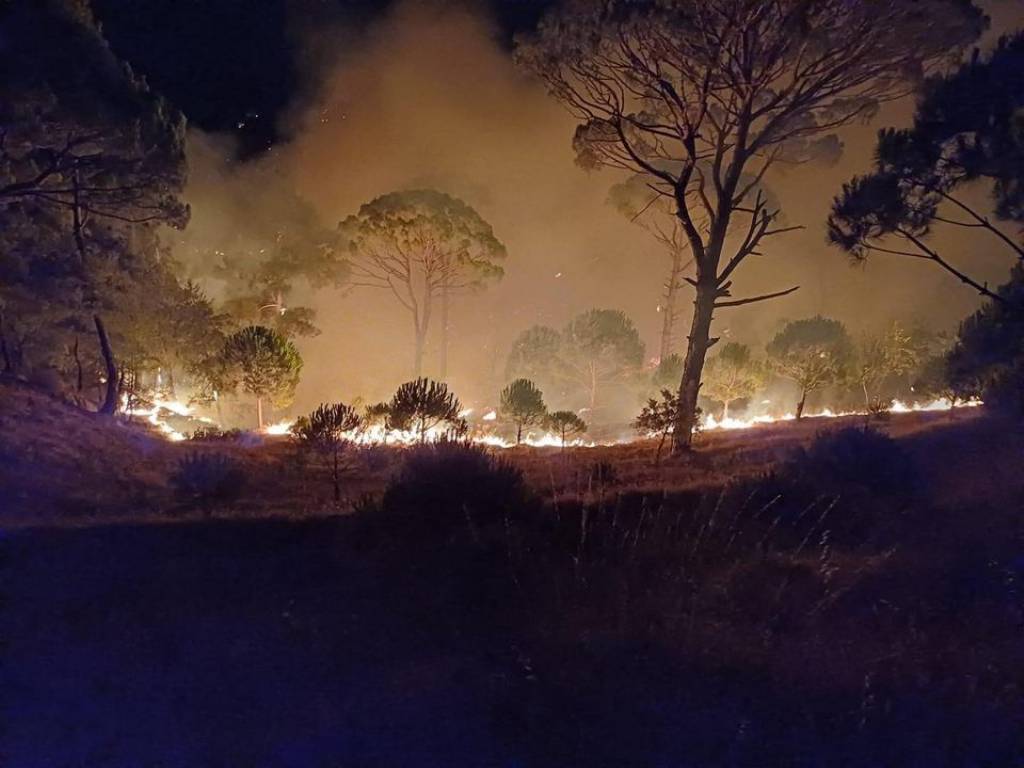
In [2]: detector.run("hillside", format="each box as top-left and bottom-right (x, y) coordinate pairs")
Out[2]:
(0, 379), (1015, 528)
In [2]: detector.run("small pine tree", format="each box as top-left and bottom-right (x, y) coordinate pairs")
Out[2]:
(221, 325), (302, 428)
(499, 378), (548, 444)
(292, 403), (362, 501)
(546, 410), (587, 448)
(388, 378), (463, 442)
(634, 389), (679, 463)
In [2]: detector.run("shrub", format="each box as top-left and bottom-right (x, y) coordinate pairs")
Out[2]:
(168, 452), (246, 513)
(379, 440), (533, 539)
(789, 426), (917, 498)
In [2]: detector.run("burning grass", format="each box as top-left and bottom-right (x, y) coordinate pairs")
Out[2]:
(0, 377), (1010, 528)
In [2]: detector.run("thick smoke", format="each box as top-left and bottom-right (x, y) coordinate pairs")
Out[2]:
(177, 0), (1024, 415)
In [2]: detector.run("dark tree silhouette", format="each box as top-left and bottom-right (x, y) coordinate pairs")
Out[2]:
(293, 402), (363, 501)
(634, 388), (680, 464)
(519, 0), (984, 451)
(499, 378), (548, 444)
(388, 377), (464, 442)
(830, 33), (1024, 302)
(0, 0), (192, 413)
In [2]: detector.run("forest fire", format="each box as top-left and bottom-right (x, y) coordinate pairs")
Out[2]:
(133, 394), (982, 448)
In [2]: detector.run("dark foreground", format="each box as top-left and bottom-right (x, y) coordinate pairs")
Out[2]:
(4, 416), (1024, 766)
(4, 518), (513, 767)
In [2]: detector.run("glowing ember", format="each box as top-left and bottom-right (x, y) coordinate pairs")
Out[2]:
(699, 397), (981, 433)
(264, 419), (296, 436)
(124, 396), (193, 442)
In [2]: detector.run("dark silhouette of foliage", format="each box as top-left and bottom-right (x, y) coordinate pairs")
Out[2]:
(169, 452), (246, 513)
(0, 0), (205, 412)
(499, 378), (547, 444)
(947, 264), (1024, 415)
(634, 388), (679, 463)
(767, 317), (854, 419)
(379, 440), (532, 539)
(789, 426), (918, 499)
(292, 402), (362, 501)
(546, 410), (587, 447)
(388, 377), (463, 441)
(830, 32), (1024, 303)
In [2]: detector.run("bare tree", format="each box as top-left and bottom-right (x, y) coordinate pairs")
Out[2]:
(608, 171), (694, 361)
(518, 0), (983, 451)
(339, 189), (505, 378)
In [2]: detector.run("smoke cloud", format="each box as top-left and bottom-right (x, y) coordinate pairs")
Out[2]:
(176, 0), (1024, 415)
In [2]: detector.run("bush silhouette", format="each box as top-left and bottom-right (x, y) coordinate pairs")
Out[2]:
(169, 452), (246, 513)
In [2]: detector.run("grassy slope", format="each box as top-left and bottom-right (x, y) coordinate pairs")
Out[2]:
(3, 381), (1023, 765)
(0, 378), (1016, 526)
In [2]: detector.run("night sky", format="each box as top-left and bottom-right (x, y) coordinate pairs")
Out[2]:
(92, 0), (555, 157)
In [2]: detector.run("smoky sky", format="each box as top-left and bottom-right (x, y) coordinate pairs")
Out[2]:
(170, 0), (1023, 412)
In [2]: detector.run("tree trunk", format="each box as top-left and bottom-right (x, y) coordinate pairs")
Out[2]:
(672, 283), (717, 453)
(722, 399), (730, 421)
(861, 380), (870, 408)
(796, 389), (808, 420)
(516, 423), (523, 445)
(72, 337), (84, 392)
(0, 311), (13, 375)
(332, 449), (340, 502)
(656, 430), (667, 464)
(256, 395), (264, 430)
(659, 248), (685, 361)
(589, 362), (598, 412)
(94, 315), (119, 415)
(439, 280), (450, 381)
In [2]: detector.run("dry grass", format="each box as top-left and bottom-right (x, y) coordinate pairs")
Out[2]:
(0, 378), (1012, 528)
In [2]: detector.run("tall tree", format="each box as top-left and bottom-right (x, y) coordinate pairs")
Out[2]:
(339, 190), (506, 378)
(221, 325), (303, 429)
(829, 33), (1024, 302)
(0, 0), (190, 413)
(518, 0), (984, 451)
(766, 317), (853, 419)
